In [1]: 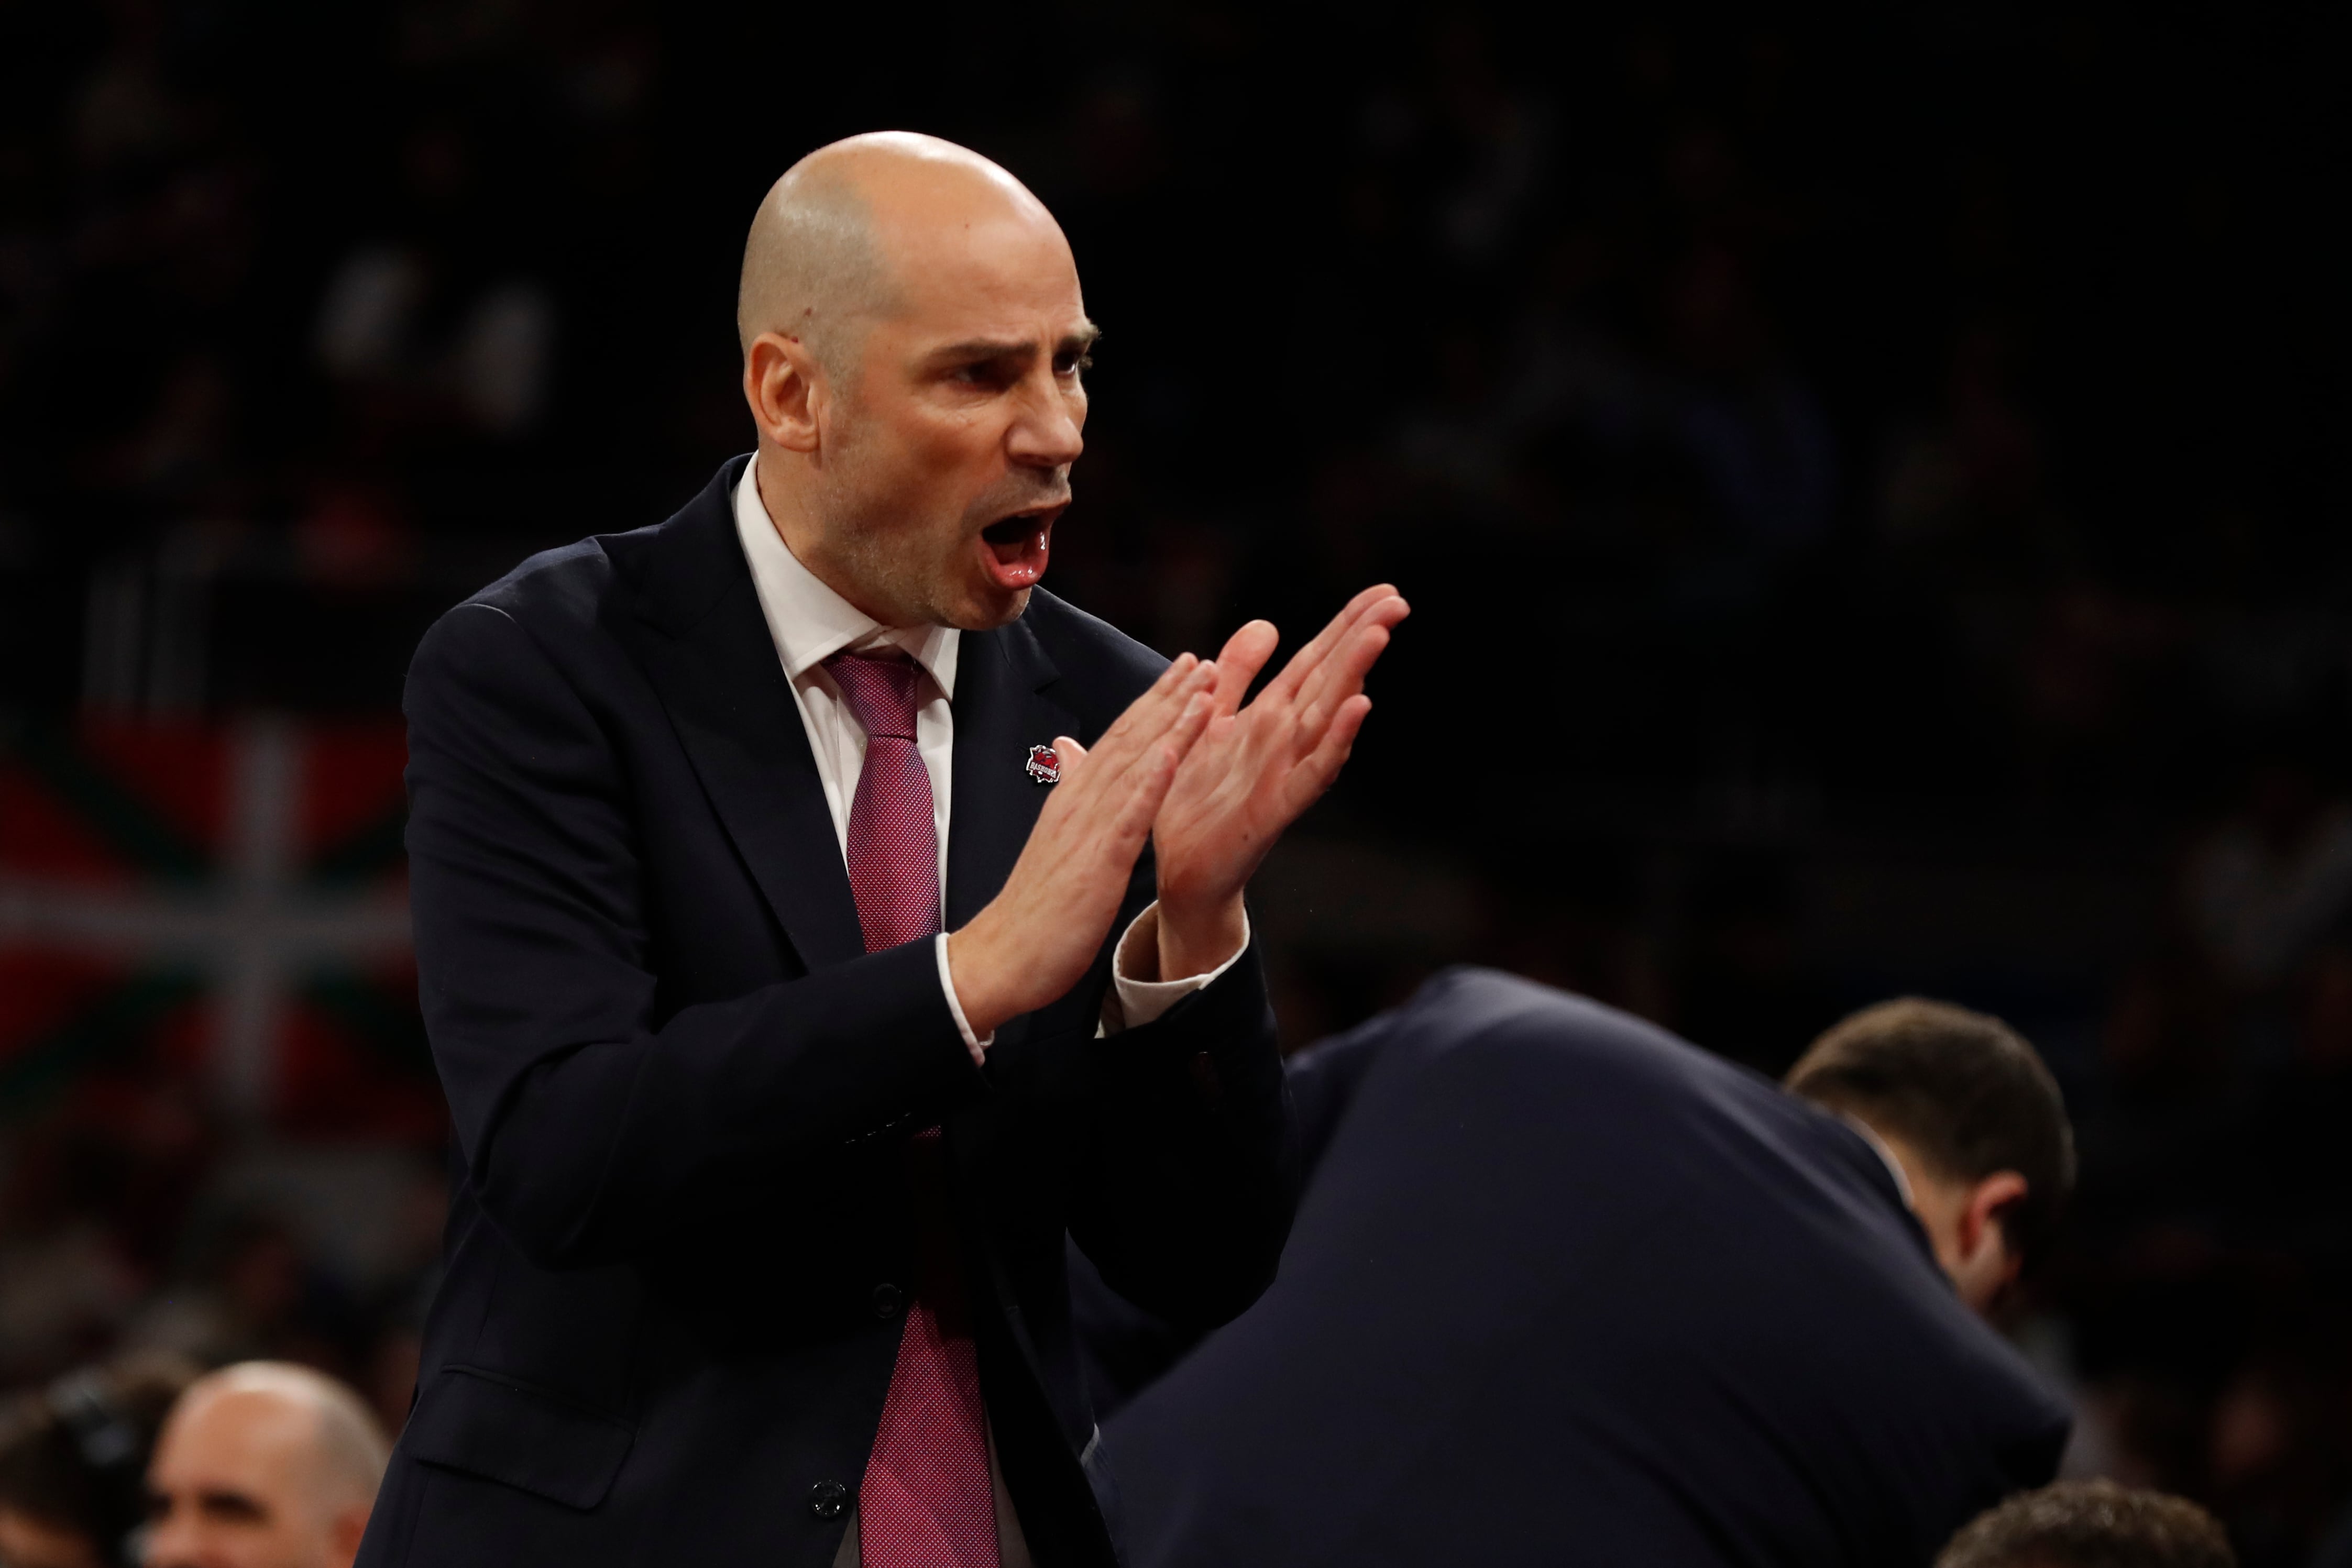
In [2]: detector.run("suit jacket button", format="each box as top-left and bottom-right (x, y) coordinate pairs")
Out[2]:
(809, 1479), (849, 1520)
(872, 1283), (904, 1319)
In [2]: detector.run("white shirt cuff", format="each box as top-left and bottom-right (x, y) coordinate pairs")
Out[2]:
(1102, 902), (1250, 1035)
(935, 933), (993, 1064)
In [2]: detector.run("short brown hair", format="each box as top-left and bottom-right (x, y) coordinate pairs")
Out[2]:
(1786, 997), (2074, 1267)
(1937, 1479), (2235, 1568)
(0, 1351), (198, 1550)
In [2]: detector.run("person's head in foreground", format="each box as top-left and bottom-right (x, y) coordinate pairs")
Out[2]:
(1937, 1479), (2236, 1568)
(738, 129), (1092, 634)
(1787, 997), (2075, 1314)
(142, 1362), (389, 1568)
(0, 1354), (196, 1568)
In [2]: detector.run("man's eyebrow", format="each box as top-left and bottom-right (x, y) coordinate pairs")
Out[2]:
(926, 323), (1102, 364)
(196, 1487), (268, 1520)
(929, 338), (1035, 363)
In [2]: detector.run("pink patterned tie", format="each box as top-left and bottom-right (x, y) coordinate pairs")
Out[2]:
(825, 649), (999, 1568)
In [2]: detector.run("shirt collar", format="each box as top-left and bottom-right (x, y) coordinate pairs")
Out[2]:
(732, 459), (960, 698)
(1839, 1112), (1918, 1213)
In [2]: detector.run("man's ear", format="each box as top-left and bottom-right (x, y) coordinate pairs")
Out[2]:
(743, 331), (826, 453)
(1960, 1169), (2030, 1292)
(327, 1501), (372, 1568)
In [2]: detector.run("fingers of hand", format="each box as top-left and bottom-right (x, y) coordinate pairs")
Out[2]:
(1075, 686), (1212, 846)
(1155, 593), (1400, 865)
(1124, 653), (1204, 738)
(1280, 693), (1372, 814)
(1135, 664), (1219, 779)
(1089, 655), (1214, 782)
(1265, 584), (1401, 704)
(1289, 621), (1394, 754)
(1146, 691), (1215, 796)
(1212, 621), (1280, 716)
(1112, 694), (1210, 841)
(1089, 654), (1185, 761)
(1309, 586), (1396, 659)
(1319, 692), (1373, 765)
(1305, 613), (1394, 700)
(1120, 653), (1202, 734)
(1170, 687), (1216, 757)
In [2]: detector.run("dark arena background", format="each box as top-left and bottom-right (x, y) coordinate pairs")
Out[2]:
(2, 3), (2349, 1563)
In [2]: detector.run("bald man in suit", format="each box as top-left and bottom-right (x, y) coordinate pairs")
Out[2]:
(360, 134), (1405, 1568)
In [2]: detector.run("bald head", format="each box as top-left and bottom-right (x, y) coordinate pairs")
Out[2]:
(736, 131), (1058, 376)
(147, 1363), (389, 1568)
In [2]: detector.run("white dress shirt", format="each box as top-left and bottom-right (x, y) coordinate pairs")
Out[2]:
(1840, 1113), (1919, 1213)
(731, 462), (1244, 1062)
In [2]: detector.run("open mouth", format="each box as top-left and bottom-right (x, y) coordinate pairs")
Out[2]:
(978, 504), (1060, 590)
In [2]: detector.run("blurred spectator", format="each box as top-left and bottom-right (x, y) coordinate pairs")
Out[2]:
(0, 1135), (150, 1388)
(144, 1362), (388, 1568)
(123, 1208), (353, 1378)
(2183, 756), (2352, 993)
(308, 112), (558, 448)
(312, 247), (555, 439)
(0, 1351), (195, 1568)
(1882, 318), (2048, 556)
(2101, 941), (2229, 1097)
(1936, 1478), (2235, 1568)
(1663, 244), (1833, 560)
(1423, 17), (1550, 268)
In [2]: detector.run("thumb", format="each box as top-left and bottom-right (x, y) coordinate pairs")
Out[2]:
(1052, 735), (1089, 782)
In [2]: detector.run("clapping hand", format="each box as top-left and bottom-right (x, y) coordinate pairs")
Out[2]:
(1059, 585), (1411, 981)
(946, 654), (1219, 1039)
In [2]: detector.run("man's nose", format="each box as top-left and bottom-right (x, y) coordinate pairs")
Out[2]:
(141, 1511), (197, 1567)
(1006, 375), (1083, 469)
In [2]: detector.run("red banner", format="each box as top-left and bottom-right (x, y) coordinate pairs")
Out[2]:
(1, 720), (443, 1140)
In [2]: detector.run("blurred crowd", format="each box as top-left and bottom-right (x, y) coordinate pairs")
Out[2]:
(1, 2), (2347, 1563)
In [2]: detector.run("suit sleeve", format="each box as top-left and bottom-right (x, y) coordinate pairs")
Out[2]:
(404, 601), (984, 1271)
(1068, 933), (1296, 1332)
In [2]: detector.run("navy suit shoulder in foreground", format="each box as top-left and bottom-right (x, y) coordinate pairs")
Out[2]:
(1102, 967), (2069, 1568)
(360, 458), (1291, 1568)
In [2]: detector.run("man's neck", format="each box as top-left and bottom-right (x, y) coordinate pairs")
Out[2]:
(752, 449), (905, 628)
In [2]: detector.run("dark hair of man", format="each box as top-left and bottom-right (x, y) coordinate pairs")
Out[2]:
(1786, 997), (2075, 1267)
(0, 1351), (198, 1564)
(1936, 1479), (2236, 1568)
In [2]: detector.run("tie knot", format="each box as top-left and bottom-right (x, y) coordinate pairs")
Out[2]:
(826, 649), (924, 740)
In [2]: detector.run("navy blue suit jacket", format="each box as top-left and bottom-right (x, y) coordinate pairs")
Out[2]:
(1097, 969), (2070, 1567)
(358, 458), (1292, 1567)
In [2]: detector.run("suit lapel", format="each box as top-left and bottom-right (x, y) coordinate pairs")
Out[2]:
(947, 616), (1074, 933)
(607, 459), (867, 973)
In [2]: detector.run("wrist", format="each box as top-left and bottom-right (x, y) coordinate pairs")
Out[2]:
(945, 921), (1015, 1040)
(1156, 893), (1248, 982)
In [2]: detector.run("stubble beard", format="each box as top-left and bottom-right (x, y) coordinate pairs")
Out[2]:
(816, 438), (1037, 633)
(812, 418), (961, 630)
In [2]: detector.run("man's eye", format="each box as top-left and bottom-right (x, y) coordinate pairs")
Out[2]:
(1057, 353), (1094, 376)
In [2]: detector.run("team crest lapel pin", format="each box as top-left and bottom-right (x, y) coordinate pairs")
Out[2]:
(1025, 744), (1061, 785)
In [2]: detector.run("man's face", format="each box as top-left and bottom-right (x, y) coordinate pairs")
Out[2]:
(810, 206), (1093, 630)
(144, 1393), (355, 1568)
